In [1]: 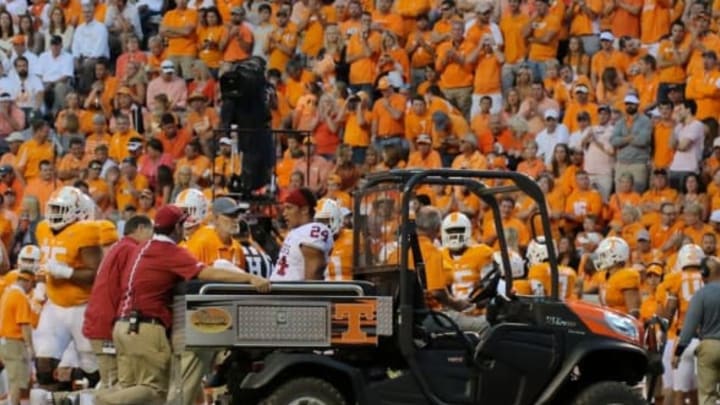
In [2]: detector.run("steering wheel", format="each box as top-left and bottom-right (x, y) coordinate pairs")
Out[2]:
(468, 267), (501, 306)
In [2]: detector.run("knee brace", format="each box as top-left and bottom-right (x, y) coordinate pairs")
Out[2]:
(35, 357), (59, 386)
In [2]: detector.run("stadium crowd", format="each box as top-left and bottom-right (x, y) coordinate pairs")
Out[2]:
(0, 0), (718, 402)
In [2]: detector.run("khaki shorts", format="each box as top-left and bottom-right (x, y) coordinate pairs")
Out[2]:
(0, 338), (31, 389)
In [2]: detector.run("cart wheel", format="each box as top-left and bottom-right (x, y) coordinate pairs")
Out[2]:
(261, 377), (346, 405)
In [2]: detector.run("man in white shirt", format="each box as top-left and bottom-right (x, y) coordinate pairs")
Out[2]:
(105, 0), (143, 58)
(535, 109), (569, 165)
(271, 188), (334, 281)
(582, 105), (616, 202)
(72, 3), (110, 94)
(38, 35), (74, 115)
(5, 57), (44, 115)
(0, 0), (28, 17)
(669, 99), (705, 190)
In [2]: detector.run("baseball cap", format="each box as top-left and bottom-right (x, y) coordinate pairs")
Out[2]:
(376, 77), (390, 91)
(544, 109), (559, 120)
(0, 93), (12, 102)
(161, 60), (175, 73)
(624, 94), (640, 104)
(575, 85), (589, 94)
(283, 188), (312, 208)
(710, 210), (720, 223)
(597, 104), (611, 113)
(476, 1), (493, 13)
(212, 197), (244, 216)
(636, 229), (650, 242)
(646, 263), (664, 276)
(219, 137), (233, 146)
(599, 31), (614, 42)
(49, 35), (62, 46)
(127, 140), (143, 152)
(154, 205), (188, 229)
(416, 133), (432, 144)
(5, 132), (24, 143)
(0, 165), (12, 175)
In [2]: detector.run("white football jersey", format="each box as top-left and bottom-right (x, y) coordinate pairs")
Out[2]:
(271, 222), (334, 281)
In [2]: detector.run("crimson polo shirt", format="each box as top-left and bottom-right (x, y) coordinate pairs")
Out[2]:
(116, 234), (205, 329)
(83, 236), (140, 340)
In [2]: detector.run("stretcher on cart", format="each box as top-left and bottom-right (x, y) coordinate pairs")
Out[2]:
(172, 280), (394, 351)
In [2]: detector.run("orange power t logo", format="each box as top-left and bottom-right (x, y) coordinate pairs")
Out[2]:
(333, 302), (377, 344)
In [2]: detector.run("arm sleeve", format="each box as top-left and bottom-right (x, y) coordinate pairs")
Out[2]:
(677, 290), (703, 348)
(609, 120), (624, 146)
(172, 246), (206, 280)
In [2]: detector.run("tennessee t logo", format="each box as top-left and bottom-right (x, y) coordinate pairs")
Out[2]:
(333, 303), (377, 344)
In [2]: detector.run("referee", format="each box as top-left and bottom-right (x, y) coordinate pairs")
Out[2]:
(673, 256), (720, 405)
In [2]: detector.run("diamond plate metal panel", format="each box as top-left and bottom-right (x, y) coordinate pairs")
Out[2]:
(236, 304), (331, 347)
(376, 296), (394, 336)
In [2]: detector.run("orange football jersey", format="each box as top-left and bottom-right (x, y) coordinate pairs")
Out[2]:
(441, 244), (494, 299)
(528, 263), (578, 300)
(599, 268), (641, 314)
(185, 225), (245, 267)
(326, 229), (354, 281)
(36, 220), (101, 307)
(655, 270), (703, 337)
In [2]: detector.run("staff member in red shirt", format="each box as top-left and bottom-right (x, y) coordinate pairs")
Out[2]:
(95, 205), (270, 405)
(82, 215), (154, 389)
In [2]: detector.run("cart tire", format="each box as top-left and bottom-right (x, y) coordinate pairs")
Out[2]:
(261, 377), (347, 405)
(572, 381), (646, 405)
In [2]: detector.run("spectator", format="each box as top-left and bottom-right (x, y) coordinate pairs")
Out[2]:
(159, 0), (197, 79)
(523, 0), (559, 81)
(24, 159), (58, 213)
(6, 56), (44, 116)
(610, 93), (652, 193)
(535, 109), (569, 166)
(9, 35), (39, 77)
(146, 60), (188, 111)
(156, 113), (191, 160)
(222, 5), (253, 64)
(105, 0), (143, 59)
(72, 3), (110, 94)
(37, 35), (74, 115)
(669, 100), (704, 190)
(0, 93), (25, 142)
(436, 20), (475, 119)
(196, 7), (227, 75)
(16, 118), (53, 182)
(17, 13), (43, 55)
(175, 139), (211, 185)
(186, 60), (217, 106)
(43, 7), (74, 53)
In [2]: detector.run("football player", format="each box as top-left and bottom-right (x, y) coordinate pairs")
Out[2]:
(657, 244), (704, 405)
(34, 186), (103, 391)
(271, 188), (333, 281)
(439, 212), (494, 300)
(174, 189), (211, 242)
(594, 236), (642, 317)
(526, 237), (579, 301)
(236, 219), (274, 279)
(315, 199), (353, 281)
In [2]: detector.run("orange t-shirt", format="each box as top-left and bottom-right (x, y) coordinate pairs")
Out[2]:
(223, 22), (254, 62)
(197, 25), (228, 69)
(267, 24), (298, 73)
(657, 37), (691, 84)
(17, 138), (54, 181)
(436, 40), (475, 89)
(528, 14), (561, 61)
(346, 32), (382, 85)
(499, 12), (530, 64)
(473, 52), (502, 94)
(610, 0), (642, 38)
(0, 285), (34, 340)
(162, 8), (199, 57)
(372, 94), (406, 137)
(641, 0), (672, 44)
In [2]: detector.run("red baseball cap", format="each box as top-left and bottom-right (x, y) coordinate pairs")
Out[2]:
(154, 205), (188, 229)
(282, 189), (311, 208)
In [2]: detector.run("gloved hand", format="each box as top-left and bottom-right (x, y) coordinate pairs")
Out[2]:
(46, 260), (74, 279)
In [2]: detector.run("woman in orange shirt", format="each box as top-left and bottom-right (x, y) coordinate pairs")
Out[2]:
(516, 140), (546, 179)
(677, 173), (709, 220)
(550, 143), (572, 184)
(196, 7), (227, 75)
(311, 94), (341, 160)
(596, 67), (629, 111)
(376, 32), (410, 83)
(563, 36), (591, 78)
(537, 173), (566, 237)
(605, 172), (642, 226)
(187, 60), (218, 105)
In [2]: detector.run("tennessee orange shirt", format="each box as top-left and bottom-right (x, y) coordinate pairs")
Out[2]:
(162, 8), (199, 57)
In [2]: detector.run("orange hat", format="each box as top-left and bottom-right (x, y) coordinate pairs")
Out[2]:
(646, 263), (664, 276)
(377, 77), (390, 91)
(11, 35), (25, 45)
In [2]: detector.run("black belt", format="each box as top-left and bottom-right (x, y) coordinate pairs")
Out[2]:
(116, 316), (164, 326)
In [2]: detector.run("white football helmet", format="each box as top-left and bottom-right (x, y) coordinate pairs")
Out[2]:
(174, 189), (209, 228)
(17, 245), (41, 274)
(526, 237), (556, 266)
(493, 251), (526, 279)
(46, 186), (84, 230)
(314, 198), (343, 235)
(677, 244), (705, 270)
(77, 193), (97, 221)
(441, 212), (472, 251)
(594, 237), (630, 270)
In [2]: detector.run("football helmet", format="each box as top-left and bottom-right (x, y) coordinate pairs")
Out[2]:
(77, 193), (97, 221)
(314, 198), (343, 235)
(174, 189), (209, 228)
(594, 236), (630, 270)
(441, 212), (472, 251)
(17, 245), (41, 273)
(46, 186), (84, 230)
(526, 236), (555, 266)
(677, 243), (705, 270)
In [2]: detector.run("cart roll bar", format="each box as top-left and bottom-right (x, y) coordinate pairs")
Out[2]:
(198, 283), (367, 296)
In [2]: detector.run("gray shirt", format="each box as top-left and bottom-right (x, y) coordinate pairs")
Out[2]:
(610, 113), (652, 163)
(678, 281), (720, 348)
